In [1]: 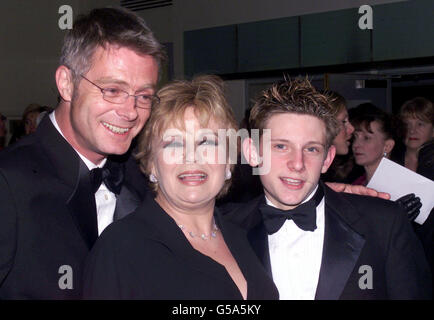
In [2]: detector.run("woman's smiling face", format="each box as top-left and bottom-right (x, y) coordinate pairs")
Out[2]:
(151, 107), (229, 211)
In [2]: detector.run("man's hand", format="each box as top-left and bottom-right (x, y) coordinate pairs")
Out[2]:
(325, 182), (391, 200)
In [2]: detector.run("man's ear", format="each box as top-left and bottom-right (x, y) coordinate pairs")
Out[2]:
(55, 65), (74, 102)
(242, 137), (260, 167)
(321, 145), (336, 174)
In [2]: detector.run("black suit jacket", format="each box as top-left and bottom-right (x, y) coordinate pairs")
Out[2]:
(82, 193), (279, 300)
(223, 183), (432, 299)
(0, 116), (145, 299)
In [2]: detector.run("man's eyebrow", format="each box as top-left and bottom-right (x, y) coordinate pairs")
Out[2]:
(305, 141), (325, 146)
(270, 139), (325, 146)
(95, 78), (156, 91)
(270, 138), (290, 143)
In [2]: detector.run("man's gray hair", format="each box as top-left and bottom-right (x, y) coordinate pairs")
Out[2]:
(60, 7), (166, 82)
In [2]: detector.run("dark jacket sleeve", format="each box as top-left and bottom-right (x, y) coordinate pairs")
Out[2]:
(82, 221), (161, 300)
(0, 170), (17, 287)
(385, 204), (432, 299)
(417, 140), (434, 180)
(82, 230), (125, 299)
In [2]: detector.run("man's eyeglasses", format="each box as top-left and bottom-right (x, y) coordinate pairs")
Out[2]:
(81, 75), (159, 109)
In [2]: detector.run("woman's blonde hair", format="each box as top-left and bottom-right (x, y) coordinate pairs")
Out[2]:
(324, 90), (347, 117)
(135, 75), (239, 197)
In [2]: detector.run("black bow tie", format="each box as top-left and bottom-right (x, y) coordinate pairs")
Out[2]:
(89, 161), (125, 195)
(259, 184), (324, 234)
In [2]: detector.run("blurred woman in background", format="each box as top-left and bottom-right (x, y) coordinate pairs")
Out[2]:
(350, 104), (396, 186)
(399, 97), (434, 180)
(320, 91), (357, 183)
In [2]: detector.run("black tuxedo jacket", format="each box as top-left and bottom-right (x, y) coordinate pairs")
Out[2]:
(223, 183), (432, 299)
(0, 117), (147, 299)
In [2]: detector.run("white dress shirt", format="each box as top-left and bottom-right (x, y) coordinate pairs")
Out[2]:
(49, 112), (116, 235)
(266, 185), (325, 300)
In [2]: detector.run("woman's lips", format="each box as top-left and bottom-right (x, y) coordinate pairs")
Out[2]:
(177, 171), (208, 185)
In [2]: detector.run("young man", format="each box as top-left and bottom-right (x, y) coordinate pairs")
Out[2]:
(227, 79), (431, 299)
(0, 8), (165, 299)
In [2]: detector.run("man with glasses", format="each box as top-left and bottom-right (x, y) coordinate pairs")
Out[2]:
(0, 7), (165, 299)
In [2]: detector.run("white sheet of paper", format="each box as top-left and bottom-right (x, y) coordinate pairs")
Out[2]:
(367, 158), (434, 225)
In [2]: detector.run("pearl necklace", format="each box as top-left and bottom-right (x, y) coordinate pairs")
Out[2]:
(178, 220), (219, 240)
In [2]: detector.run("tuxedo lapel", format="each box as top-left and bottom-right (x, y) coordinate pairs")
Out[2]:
(245, 198), (272, 277)
(247, 221), (272, 277)
(224, 196), (273, 277)
(37, 116), (98, 249)
(315, 185), (365, 300)
(36, 116), (78, 188)
(113, 182), (141, 221)
(67, 161), (98, 249)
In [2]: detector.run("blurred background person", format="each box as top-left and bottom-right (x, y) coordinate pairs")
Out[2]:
(320, 91), (358, 183)
(397, 97), (434, 291)
(23, 104), (53, 135)
(350, 103), (396, 186)
(398, 97), (434, 180)
(8, 104), (53, 145)
(328, 91), (355, 155)
(23, 103), (42, 136)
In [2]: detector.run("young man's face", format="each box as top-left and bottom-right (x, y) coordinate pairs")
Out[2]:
(257, 113), (335, 210)
(58, 45), (159, 164)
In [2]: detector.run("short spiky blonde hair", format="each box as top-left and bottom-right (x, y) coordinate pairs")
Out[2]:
(135, 75), (239, 197)
(250, 78), (339, 149)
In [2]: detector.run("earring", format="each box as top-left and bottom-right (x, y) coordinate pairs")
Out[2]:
(225, 170), (232, 180)
(149, 174), (158, 183)
(383, 152), (388, 157)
